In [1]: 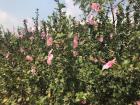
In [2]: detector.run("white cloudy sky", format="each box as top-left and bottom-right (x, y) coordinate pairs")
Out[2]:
(0, 0), (82, 31)
(65, 0), (82, 18)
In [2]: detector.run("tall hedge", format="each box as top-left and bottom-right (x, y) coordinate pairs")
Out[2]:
(0, 0), (140, 105)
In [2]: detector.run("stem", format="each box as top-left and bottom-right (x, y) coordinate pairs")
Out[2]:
(109, 1), (115, 33)
(57, 0), (62, 18)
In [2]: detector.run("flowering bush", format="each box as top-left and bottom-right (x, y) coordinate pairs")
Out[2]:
(0, 0), (140, 105)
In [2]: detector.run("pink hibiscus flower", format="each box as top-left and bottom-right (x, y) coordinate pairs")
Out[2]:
(47, 35), (53, 46)
(86, 10), (98, 25)
(136, 101), (140, 105)
(90, 3), (101, 12)
(86, 10), (94, 24)
(97, 35), (104, 42)
(73, 34), (79, 49)
(47, 49), (53, 65)
(25, 55), (33, 62)
(102, 58), (116, 70)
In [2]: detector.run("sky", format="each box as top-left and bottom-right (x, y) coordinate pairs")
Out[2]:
(0, 0), (82, 30)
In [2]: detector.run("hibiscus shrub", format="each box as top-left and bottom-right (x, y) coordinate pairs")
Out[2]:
(0, 0), (140, 105)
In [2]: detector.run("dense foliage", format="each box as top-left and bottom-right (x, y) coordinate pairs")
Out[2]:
(0, 0), (140, 105)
